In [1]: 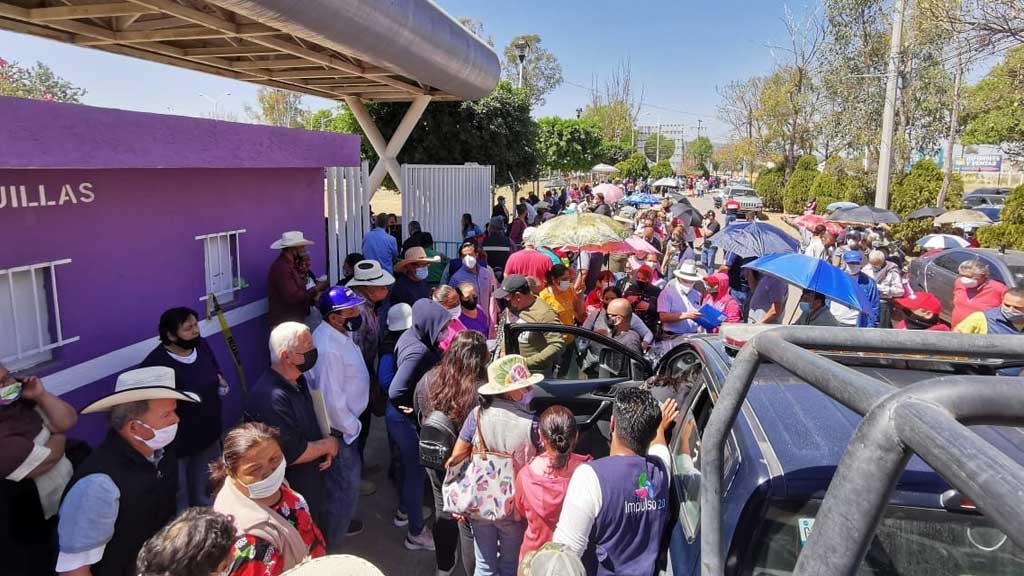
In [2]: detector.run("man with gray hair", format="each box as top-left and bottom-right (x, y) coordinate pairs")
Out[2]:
(245, 321), (338, 532)
(952, 259), (1008, 327)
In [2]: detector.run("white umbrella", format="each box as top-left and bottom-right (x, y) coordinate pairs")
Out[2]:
(592, 163), (620, 174)
(651, 177), (679, 188)
(916, 234), (969, 250)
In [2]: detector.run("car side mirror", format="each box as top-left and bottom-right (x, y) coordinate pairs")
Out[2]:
(599, 347), (629, 377)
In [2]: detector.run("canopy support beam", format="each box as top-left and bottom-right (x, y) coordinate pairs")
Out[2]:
(345, 94), (431, 198)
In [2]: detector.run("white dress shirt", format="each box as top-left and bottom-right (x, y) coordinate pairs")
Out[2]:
(308, 322), (370, 445)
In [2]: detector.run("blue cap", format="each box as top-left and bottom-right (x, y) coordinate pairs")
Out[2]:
(319, 286), (365, 316)
(843, 250), (863, 264)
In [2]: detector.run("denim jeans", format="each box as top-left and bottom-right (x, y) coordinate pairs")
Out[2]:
(471, 517), (525, 576)
(325, 436), (361, 550)
(384, 402), (426, 536)
(176, 440), (221, 510)
(701, 245), (719, 270)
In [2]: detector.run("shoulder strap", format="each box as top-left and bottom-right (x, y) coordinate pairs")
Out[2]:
(474, 409), (490, 454)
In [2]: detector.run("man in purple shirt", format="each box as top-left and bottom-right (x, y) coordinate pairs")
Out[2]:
(554, 388), (678, 575)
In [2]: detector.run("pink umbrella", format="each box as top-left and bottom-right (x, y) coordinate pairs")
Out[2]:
(574, 236), (661, 256)
(594, 183), (624, 203)
(792, 214), (843, 236)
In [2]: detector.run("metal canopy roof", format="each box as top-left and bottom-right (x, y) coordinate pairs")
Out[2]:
(0, 0), (501, 102)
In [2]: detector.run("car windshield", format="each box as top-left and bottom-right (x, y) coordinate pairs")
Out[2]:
(747, 499), (1024, 575)
(731, 188), (755, 197)
(1008, 265), (1024, 286)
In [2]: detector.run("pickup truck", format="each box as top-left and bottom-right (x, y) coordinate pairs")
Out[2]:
(713, 186), (763, 214)
(503, 322), (1024, 575)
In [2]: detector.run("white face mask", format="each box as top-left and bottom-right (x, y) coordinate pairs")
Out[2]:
(848, 240), (859, 248)
(447, 305), (462, 319)
(678, 280), (694, 294)
(133, 421), (178, 451)
(243, 458), (286, 499)
(414, 267), (429, 280)
(847, 264), (862, 275)
(960, 277), (979, 288)
(558, 280), (571, 291)
(462, 255), (477, 269)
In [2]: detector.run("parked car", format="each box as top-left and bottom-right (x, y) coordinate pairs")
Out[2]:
(966, 187), (1011, 197)
(977, 205), (1004, 223)
(963, 194), (1005, 209)
(713, 185), (763, 214)
(907, 248), (1024, 323)
(503, 322), (1024, 575)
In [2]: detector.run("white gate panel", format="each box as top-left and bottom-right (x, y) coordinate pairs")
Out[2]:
(326, 162), (371, 284)
(401, 164), (494, 258)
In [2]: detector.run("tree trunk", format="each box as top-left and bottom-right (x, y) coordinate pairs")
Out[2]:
(938, 49), (964, 209)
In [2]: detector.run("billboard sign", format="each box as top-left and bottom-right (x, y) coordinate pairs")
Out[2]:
(953, 155), (1002, 172)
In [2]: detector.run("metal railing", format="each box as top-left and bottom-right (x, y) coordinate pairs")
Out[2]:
(196, 229), (245, 302)
(0, 259), (79, 367)
(700, 327), (1024, 576)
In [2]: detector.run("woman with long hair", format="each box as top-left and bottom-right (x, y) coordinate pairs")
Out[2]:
(414, 330), (489, 576)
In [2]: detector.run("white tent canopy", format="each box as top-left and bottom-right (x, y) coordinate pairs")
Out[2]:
(652, 177), (678, 188)
(591, 163), (619, 174)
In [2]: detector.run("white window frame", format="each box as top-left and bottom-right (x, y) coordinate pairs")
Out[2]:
(196, 229), (246, 305)
(0, 259), (79, 370)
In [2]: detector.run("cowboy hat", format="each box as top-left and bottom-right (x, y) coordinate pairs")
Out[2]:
(478, 354), (543, 396)
(673, 260), (702, 282)
(81, 366), (200, 414)
(282, 555), (384, 576)
(346, 260), (395, 287)
(394, 246), (440, 272)
(270, 231), (314, 249)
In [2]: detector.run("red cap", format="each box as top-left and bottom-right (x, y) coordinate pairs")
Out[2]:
(894, 292), (941, 315)
(636, 265), (654, 282)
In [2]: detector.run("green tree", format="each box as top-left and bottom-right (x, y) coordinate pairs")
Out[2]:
(596, 140), (632, 165)
(457, 17), (494, 47)
(889, 159), (962, 217)
(0, 57), (84, 102)
(782, 155), (820, 213)
(688, 136), (714, 170)
(615, 153), (650, 180)
(643, 133), (675, 163)
(962, 45), (1024, 161)
(245, 87), (307, 127)
(649, 160), (674, 180)
(502, 34), (562, 107)
(754, 165), (786, 212)
(977, 184), (1024, 251)
(535, 117), (604, 173)
(808, 157), (874, 213)
(342, 81), (537, 186)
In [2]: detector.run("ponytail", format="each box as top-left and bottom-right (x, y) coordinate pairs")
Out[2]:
(539, 405), (578, 470)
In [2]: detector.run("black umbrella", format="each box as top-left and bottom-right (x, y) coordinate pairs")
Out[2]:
(670, 203), (704, 227)
(828, 205), (901, 225)
(906, 206), (946, 220)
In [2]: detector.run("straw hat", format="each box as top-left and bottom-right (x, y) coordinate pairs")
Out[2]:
(281, 555), (384, 576)
(394, 246), (441, 272)
(81, 366), (200, 414)
(478, 354), (543, 396)
(346, 260), (395, 287)
(673, 259), (702, 282)
(270, 231), (314, 249)
(520, 543), (586, 576)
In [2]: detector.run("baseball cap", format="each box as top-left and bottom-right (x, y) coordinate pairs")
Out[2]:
(894, 291), (942, 315)
(842, 251), (863, 264)
(493, 274), (531, 299)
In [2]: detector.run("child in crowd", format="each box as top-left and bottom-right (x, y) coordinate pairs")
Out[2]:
(514, 405), (591, 562)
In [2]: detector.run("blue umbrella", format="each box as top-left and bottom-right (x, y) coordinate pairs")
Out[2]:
(743, 253), (868, 311)
(710, 221), (800, 258)
(624, 192), (661, 206)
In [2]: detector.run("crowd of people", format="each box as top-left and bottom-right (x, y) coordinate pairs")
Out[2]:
(3, 176), (1021, 576)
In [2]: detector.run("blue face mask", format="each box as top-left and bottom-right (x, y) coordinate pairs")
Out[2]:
(518, 389), (533, 409)
(414, 267), (429, 280)
(798, 301), (812, 314)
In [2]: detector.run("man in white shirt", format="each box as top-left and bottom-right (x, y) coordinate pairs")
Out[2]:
(658, 260), (704, 339)
(553, 388), (678, 575)
(802, 225), (830, 260)
(308, 286), (372, 546)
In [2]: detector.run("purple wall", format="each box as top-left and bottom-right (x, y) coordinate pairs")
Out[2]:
(1, 167), (327, 443)
(0, 95), (360, 169)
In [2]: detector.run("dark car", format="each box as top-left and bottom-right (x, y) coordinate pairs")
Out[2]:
(963, 194), (1005, 209)
(907, 248), (1024, 323)
(966, 187), (1011, 197)
(503, 322), (1024, 575)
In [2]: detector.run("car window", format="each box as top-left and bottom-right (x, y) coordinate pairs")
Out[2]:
(512, 327), (636, 381)
(1009, 266), (1024, 287)
(933, 252), (972, 274)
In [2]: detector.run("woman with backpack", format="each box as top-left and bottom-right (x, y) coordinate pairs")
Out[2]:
(514, 405), (591, 562)
(445, 355), (543, 576)
(414, 330), (489, 576)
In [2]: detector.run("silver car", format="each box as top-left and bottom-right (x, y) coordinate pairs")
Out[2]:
(907, 248), (1024, 323)
(713, 186), (763, 214)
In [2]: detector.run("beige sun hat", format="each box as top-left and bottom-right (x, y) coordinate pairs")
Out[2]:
(81, 366), (200, 414)
(281, 555), (384, 576)
(673, 259), (702, 282)
(478, 354), (543, 396)
(270, 231), (314, 249)
(394, 246), (441, 272)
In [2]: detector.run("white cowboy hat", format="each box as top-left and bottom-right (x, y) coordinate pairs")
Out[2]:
(394, 246), (440, 272)
(282, 555), (384, 576)
(346, 260), (395, 287)
(478, 354), (543, 396)
(673, 259), (702, 283)
(270, 231), (314, 249)
(81, 366), (200, 414)
(387, 302), (413, 332)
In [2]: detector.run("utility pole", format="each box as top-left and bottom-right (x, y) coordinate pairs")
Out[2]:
(656, 117), (662, 163)
(938, 41), (964, 209)
(874, 0), (906, 209)
(514, 40), (530, 89)
(696, 119), (704, 138)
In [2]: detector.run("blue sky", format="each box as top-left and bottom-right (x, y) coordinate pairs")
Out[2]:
(0, 1), (809, 141)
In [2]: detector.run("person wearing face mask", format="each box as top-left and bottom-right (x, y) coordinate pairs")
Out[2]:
(829, 251), (880, 327)
(541, 265), (586, 332)
(892, 292), (949, 331)
(495, 275), (565, 377)
(863, 250), (904, 328)
(141, 307), (229, 510)
(306, 287), (374, 546)
(792, 290), (840, 327)
(456, 282), (494, 337)
(432, 285), (469, 351)
(955, 287), (1024, 336)
(951, 260), (1008, 328)
(448, 240), (499, 321)
(583, 286), (655, 347)
(268, 231), (329, 327)
(658, 260), (704, 339)
(446, 355), (544, 576)
(245, 322), (339, 537)
(701, 273), (741, 329)
(389, 246), (442, 309)
(210, 422), (326, 575)
(624, 265), (662, 334)
(56, 366), (200, 576)
(832, 230), (865, 271)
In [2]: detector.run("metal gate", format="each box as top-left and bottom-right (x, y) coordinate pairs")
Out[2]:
(326, 162), (371, 284)
(401, 164), (494, 259)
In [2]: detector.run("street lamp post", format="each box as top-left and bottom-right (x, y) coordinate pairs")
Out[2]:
(198, 91), (231, 116)
(576, 107), (583, 119)
(514, 40), (530, 89)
